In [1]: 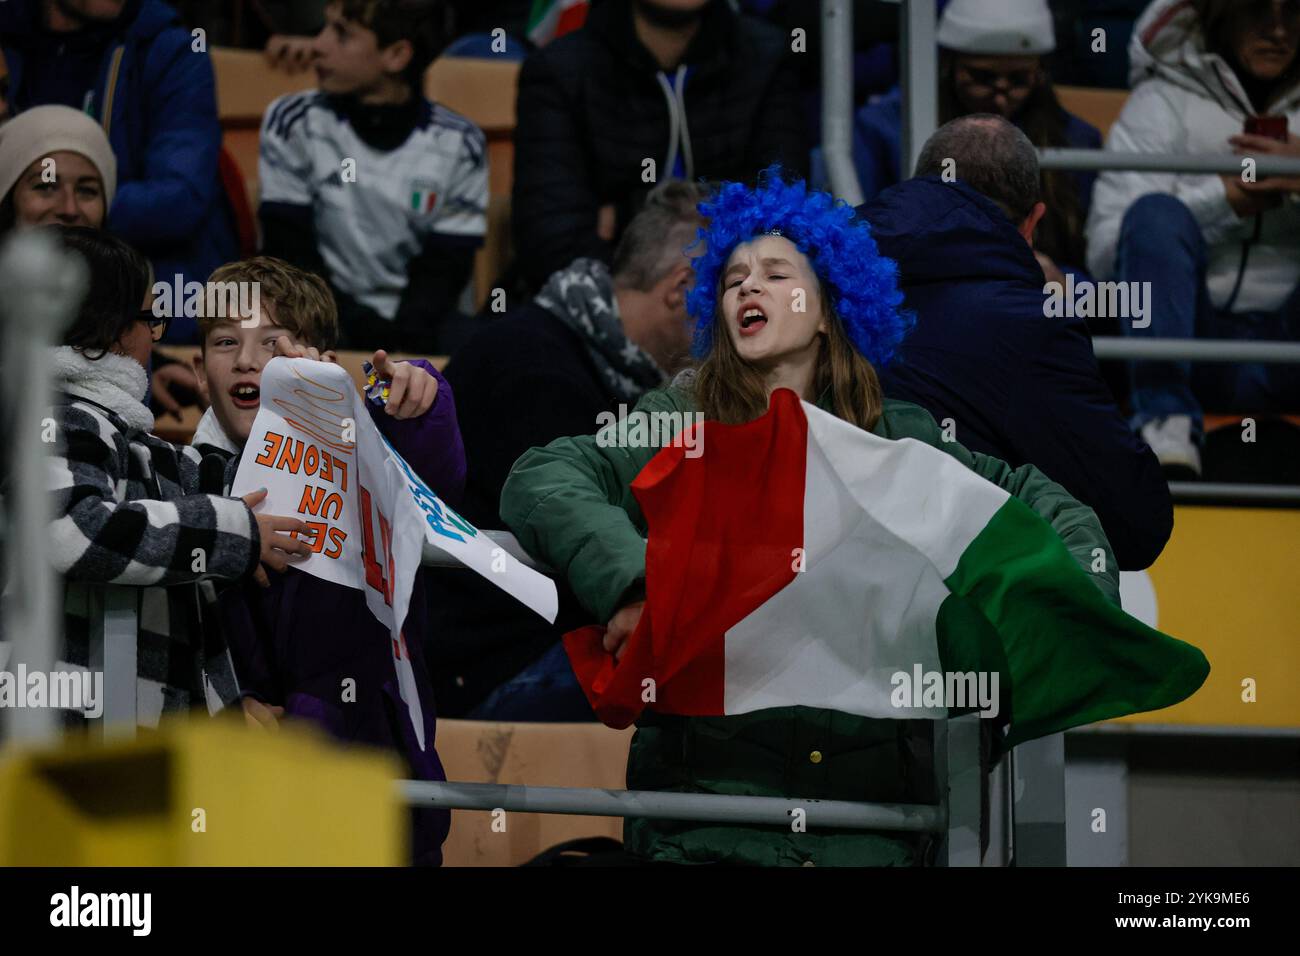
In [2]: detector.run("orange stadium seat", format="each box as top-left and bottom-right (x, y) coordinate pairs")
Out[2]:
(1055, 85), (1129, 138)
(1203, 412), (1300, 432)
(211, 47), (317, 208)
(435, 720), (635, 867)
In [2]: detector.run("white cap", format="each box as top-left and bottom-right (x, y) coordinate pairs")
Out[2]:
(0, 106), (118, 211)
(937, 0), (1056, 56)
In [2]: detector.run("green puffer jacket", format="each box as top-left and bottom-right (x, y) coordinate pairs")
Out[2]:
(500, 382), (1120, 866)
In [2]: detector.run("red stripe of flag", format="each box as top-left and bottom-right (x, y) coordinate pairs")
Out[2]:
(564, 389), (808, 727)
(555, 2), (590, 38)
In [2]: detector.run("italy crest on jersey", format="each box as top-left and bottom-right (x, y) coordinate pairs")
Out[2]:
(410, 182), (439, 215)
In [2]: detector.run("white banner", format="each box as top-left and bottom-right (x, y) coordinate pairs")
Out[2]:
(232, 358), (558, 748)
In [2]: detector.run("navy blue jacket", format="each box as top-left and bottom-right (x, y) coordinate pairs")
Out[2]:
(1, 0), (237, 343)
(512, 0), (807, 289)
(860, 177), (1172, 571)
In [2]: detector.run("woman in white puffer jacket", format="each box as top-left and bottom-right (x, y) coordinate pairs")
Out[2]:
(1085, 0), (1300, 476)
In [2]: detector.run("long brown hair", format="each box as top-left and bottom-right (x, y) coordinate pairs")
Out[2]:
(692, 276), (884, 431)
(1193, 0), (1300, 111)
(939, 50), (1086, 269)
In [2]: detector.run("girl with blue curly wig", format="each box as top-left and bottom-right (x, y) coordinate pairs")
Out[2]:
(686, 165), (913, 430)
(501, 166), (1112, 866)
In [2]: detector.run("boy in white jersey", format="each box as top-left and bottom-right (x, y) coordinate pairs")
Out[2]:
(258, 0), (487, 355)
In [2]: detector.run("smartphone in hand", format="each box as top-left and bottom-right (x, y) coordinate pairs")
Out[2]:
(1245, 115), (1289, 141)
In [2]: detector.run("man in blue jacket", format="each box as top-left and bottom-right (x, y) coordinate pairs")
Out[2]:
(1, 0), (237, 343)
(859, 115), (1172, 571)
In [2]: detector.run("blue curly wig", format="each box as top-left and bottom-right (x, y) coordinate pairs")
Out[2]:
(685, 164), (912, 367)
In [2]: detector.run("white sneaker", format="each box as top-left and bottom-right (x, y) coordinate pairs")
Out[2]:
(1140, 415), (1202, 477)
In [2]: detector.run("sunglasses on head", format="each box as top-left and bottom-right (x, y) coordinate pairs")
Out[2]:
(958, 64), (1039, 91)
(138, 308), (170, 342)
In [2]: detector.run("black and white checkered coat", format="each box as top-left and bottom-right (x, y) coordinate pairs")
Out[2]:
(45, 348), (260, 726)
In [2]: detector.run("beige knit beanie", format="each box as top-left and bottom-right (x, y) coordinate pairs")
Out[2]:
(0, 105), (118, 210)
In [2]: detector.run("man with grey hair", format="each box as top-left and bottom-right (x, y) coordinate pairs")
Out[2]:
(426, 179), (706, 719)
(859, 114), (1173, 572)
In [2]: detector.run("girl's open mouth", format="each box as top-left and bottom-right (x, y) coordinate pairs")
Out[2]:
(739, 307), (768, 336)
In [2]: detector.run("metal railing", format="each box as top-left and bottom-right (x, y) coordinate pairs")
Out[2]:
(821, 0), (864, 207)
(398, 716), (1067, 867)
(1166, 482), (1300, 504)
(899, 0), (938, 185)
(1090, 338), (1300, 364)
(0, 231), (87, 747)
(0, 225), (1040, 866)
(821, 1), (1300, 366)
(1039, 148), (1300, 177)
(846, 2), (1300, 186)
(34, 567), (1031, 866)
(1095, 339), (1300, 507)
(68, 564), (1025, 866)
(400, 697), (1026, 867)
(424, 527), (1055, 860)
(399, 779), (948, 831)
(824, 0), (1300, 511)
(3, 509), (1021, 863)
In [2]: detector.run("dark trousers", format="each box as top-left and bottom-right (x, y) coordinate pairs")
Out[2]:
(1114, 193), (1300, 436)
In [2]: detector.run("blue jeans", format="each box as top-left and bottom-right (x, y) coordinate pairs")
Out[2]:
(1114, 193), (1300, 435)
(466, 642), (597, 722)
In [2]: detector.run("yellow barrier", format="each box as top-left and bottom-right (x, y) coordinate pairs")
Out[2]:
(1113, 506), (1300, 730)
(0, 719), (404, 866)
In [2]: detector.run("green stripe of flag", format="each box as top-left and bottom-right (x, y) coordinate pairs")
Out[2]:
(942, 497), (1210, 745)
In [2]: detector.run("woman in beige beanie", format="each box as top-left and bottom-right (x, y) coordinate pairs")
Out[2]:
(0, 104), (117, 231)
(0, 104), (201, 418)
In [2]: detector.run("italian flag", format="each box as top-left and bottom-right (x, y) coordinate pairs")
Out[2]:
(527, 0), (590, 47)
(411, 188), (437, 214)
(564, 389), (1209, 746)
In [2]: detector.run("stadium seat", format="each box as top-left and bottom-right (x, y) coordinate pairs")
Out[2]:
(212, 47), (316, 210)
(1055, 85), (1129, 138)
(1204, 413), (1300, 431)
(425, 56), (520, 306)
(435, 719), (635, 867)
(442, 32), (528, 62)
